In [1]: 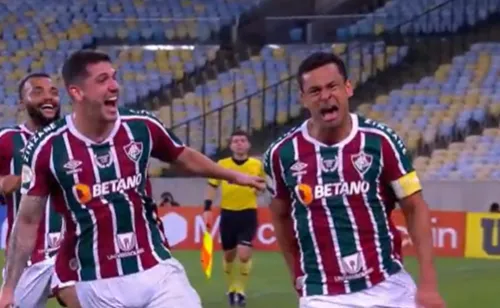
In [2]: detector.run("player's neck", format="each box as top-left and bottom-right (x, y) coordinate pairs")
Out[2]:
(308, 115), (352, 146)
(72, 113), (116, 143)
(24, 118), (40, 133)
(232, 153), (248, 161)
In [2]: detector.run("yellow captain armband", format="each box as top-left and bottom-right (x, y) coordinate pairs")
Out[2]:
(390, 171), (422, 199)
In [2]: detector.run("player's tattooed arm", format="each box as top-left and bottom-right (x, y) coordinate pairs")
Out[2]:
(269, 198), (299, 282)
(2, 195), (47, 290)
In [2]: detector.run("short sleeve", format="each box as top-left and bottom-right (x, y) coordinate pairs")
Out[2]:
(381, 131), (422, 200)
(144, 115), (185, 163)
(0, 132), (13, 176)
(207, 160), (222, 187)
(20, 140), (53, 197)
(263, 146), (290, 201)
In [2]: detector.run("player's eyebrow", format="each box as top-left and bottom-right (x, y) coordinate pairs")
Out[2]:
(308, 80), (336, 93)
(95, 72), (110, 81)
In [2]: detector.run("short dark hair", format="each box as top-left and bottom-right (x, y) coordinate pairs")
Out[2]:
(61, 49), (112, 86)
(18, 72), (51, 100)
(490, 202), (499, 212)
(230, 130), (249, 141)
(296, 52), (348, 90)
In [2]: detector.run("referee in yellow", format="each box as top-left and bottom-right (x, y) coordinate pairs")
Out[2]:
(203, 130), (264, 307)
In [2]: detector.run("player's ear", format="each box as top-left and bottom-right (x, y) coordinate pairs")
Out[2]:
(68, 85), (83, 102)
(345, 79), (354, 98)
(300, 91), (311, 109)
(18, 98), (26, 111)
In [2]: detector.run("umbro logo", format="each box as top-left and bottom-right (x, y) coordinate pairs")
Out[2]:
(63, 160), (83, 175)
(290, 161), (307, 177)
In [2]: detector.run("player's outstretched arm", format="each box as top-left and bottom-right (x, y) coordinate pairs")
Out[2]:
(269, 197), (299, 282)
(173, 147), (265, 190)
(1, 195), (47, 296)
(399, 192), (445, 308)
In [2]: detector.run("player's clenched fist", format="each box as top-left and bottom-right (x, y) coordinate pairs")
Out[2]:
(0, 175), (21, 195)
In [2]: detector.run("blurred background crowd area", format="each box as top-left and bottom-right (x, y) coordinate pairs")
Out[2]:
(1, 0), (500, 184)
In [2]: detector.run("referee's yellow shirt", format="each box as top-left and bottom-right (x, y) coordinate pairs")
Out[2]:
(208, 157), (264, 211)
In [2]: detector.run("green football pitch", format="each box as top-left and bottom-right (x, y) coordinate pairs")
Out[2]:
(0, 251), (498, 307)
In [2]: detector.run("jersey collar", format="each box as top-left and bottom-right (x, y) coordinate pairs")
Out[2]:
(66, 113), (121, 146)
(300, 113), (359, 148)
(19, 123), (34, 136)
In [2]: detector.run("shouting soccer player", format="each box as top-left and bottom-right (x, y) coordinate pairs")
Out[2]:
(203, 130), (264, 307)
(263, 52), (445, 308)
(0, 73), (64, 307)
(0, 50), (265, 308)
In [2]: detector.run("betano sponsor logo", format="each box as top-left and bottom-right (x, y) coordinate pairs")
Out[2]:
(295, 181), (370, 205)
(72, 174), (142, 204)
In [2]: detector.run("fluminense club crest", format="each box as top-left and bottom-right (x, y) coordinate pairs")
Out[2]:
(351, 152), (373, 176)
(124, 141), (143, 162)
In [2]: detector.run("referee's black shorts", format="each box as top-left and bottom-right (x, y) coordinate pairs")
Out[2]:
(219, 208), (257, 251)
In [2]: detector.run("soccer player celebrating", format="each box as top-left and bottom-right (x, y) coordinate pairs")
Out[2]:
(0, 73), (64, 307)
(0, 50), (265, 308)
(203, 130), (264, 307)
(263, 52), (445, 308)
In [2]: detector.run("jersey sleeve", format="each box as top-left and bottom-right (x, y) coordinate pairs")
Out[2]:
(380, 131), (422, 200)
(143, 113), (185, 162)
(258, 161), (266, 182)
(263, 146), (290, 201)
(0, 131), (13, 176)
(20, 138), (54, 197)
(207, 160), (222, 187)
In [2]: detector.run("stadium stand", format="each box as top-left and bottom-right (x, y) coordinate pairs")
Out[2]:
(146, 41), (410, 175)
(0, 0), (262, 125)
(336, 0), (500, 38)
(1, 0), (497, 181)
(165, 42), (409, 154)
(356, 42), (500, 180)
(93, 0), (262, 42)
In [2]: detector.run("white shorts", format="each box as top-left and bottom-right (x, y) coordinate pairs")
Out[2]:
(74, 258), (202, 308)
(299, 270), (417, 308)
(4, 258), (56, 308)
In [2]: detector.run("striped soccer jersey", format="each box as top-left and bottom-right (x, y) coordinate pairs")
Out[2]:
(0, 124), (63, 264)
(263, 113), (422, 297)
(21, 108), (182, 284)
